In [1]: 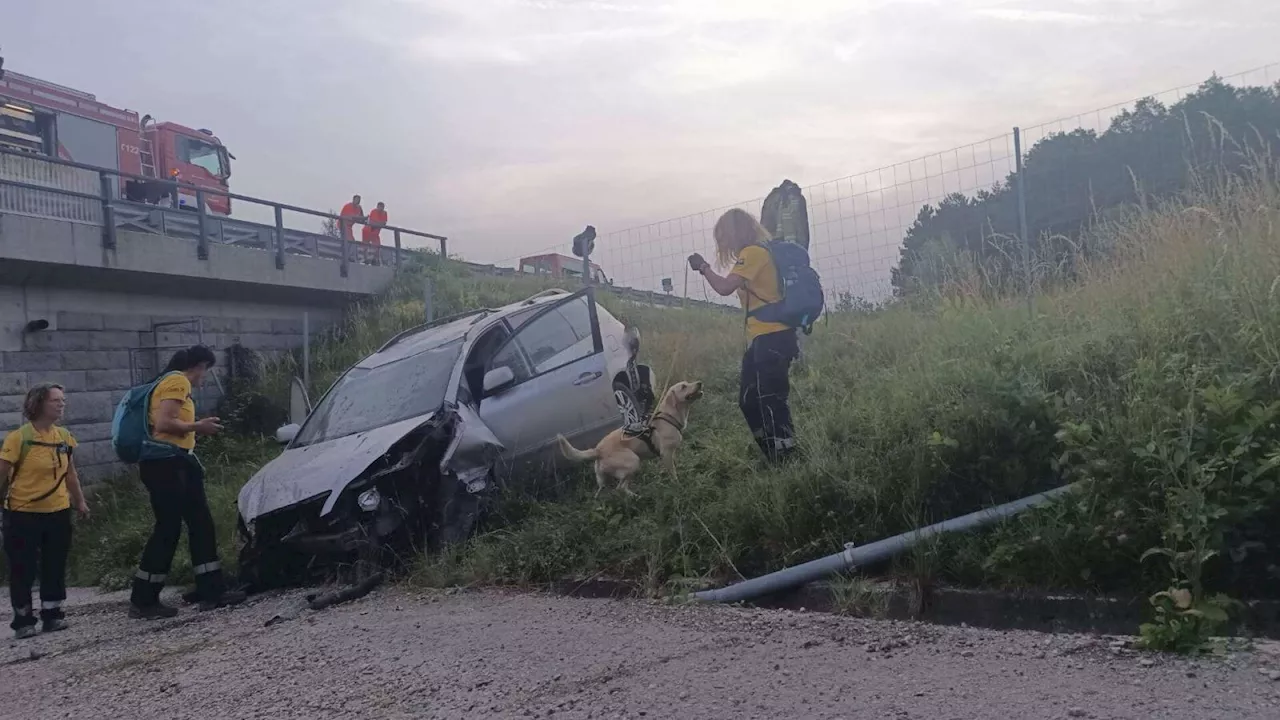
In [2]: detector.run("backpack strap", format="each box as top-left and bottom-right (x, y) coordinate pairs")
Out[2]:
(13, 423), (36, 478)
(5, 423), (72, 511)
(742, 243), (779, 320)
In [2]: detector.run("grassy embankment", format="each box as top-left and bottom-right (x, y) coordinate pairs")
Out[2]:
(53, 166), (1280, 649)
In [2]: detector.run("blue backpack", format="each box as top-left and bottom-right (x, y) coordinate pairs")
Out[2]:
(747, 241), (825, 335)
(111, 372), (184, 464)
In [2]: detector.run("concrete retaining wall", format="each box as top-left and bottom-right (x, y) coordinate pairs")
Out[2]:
(1, 287), (338, 484)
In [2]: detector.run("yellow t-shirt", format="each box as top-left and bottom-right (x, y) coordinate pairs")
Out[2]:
(1, 425), (76, 513)
(149, 373), (196, 451)
(731, 245), (790, 341)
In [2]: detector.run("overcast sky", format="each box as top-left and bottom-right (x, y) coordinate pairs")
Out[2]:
(8, 1), (1279, 282)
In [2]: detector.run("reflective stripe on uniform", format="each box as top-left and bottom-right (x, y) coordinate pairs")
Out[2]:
(13, 606), (32, 616)
(135, 569), (168, 583)
(767, 437), (796, 450)
(193, 561), (221, 575)
(40, 600), (62, 610)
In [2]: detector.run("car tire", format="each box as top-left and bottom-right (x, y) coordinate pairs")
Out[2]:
(614, 380), (643, 427)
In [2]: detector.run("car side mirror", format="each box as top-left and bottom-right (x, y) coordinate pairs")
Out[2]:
(276, 423), (300, 445)
(483, 366), (516, 394)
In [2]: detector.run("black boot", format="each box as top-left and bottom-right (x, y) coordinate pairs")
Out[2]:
(40, 608), (68, 633)
(129, 603), (179, 620)
(129, 576), (179, 619)
(195, 570), (246, 611)
(11, 607), (38, 639)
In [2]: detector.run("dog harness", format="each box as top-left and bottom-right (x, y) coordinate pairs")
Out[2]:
(622, 412), (684, 458)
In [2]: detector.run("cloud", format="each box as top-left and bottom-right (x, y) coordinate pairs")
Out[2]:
(8, 0), (1280, 284)
(972, 8), (1108, 24)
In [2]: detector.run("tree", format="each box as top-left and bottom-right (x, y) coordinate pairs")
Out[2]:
(321, 210), (341, 238)
(891, 76), (1280, 296)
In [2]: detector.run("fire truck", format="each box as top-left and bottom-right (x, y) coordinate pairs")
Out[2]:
(0, 66), (233, 214)
(519, 252), (610, 284)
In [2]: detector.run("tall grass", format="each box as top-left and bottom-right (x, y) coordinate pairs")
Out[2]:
(34, 155), (1280, 618)
(417, 160), (1280, 605)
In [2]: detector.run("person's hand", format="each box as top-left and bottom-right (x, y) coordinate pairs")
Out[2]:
(75, 499), (90, 520)
(194, 417), (224, 436)
(687, 253), (708, 272)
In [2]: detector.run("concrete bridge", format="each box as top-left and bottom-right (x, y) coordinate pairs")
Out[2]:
(0, 148), (445, 482)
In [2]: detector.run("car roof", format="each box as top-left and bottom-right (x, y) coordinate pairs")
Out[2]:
(357, 288), (579, 369)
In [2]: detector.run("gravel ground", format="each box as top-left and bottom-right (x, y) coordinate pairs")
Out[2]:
(3, 586), (1280, 719)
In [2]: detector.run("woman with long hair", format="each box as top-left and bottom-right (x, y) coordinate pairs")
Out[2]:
(129, 345), (244, 619)
(689, 208), (800, 463)
(1, 383), (89, 639)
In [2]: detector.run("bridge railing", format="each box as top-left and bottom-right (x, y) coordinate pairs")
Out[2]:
(0, 146), (447, 278)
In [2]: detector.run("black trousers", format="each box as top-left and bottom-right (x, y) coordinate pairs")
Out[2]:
(739, 329), (799, 461)
(130, 455), (225, 606)
(3, 509), (72, 630)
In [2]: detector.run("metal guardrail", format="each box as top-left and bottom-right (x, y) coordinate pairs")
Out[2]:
(0, 148), (731, 313)
(0, 146), (448, 278)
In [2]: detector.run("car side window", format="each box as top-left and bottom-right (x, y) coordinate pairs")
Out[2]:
(555, 294), (595, 342)
(491, 296), (596, 385)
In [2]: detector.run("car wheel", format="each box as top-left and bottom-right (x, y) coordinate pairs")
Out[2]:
(614, 380), (642, 426)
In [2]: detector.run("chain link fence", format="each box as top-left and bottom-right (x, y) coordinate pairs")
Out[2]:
(481, 62), (1279, 310)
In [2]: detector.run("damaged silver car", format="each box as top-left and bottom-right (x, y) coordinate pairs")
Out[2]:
(236, 287), (655, 589)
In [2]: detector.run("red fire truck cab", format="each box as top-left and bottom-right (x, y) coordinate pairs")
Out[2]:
(0, 69), (233, 214)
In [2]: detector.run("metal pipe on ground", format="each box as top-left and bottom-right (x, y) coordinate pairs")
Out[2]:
(693, 482), (1080, 605)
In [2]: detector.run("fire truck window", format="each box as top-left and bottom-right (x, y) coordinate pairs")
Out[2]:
(179, 137), (225, 176)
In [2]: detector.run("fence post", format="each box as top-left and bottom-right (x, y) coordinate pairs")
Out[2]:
(582, 250), (591, 287)
(394, 229), (403, 267)
(196, 190), (209, 260)
(424, 276), (435, 323)
(438, 237), (448, 260)
(1013, 127), (1033, 320)
(274, 205), (286, 270)
(99, 172), (117, 250)
(302, 311), (311, 395)
(339, 227), (350, 278)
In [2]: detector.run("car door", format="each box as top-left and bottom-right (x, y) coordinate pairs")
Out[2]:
(478, 289), (618, 484)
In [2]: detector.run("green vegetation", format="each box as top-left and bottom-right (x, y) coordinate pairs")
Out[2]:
(27, 81), (1280, 653)
(893, 75), (1280, 298)
(410, 162), (1280, 653)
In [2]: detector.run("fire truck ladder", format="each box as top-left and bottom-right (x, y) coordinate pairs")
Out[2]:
(139, 136), (156, 178)
(138, 115), (156, 178)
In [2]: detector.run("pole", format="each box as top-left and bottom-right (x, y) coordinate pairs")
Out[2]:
(439, 237), (448, 260)
(424, 276), (435, 323)
(394, 229), (402, 267)
(582, 250), (591, 287)
(302, 311), (311, 395)
(99, 172), (117, 250)
(196, 189), (209, 260)
(274, 205), (286, 270)
(339, 224), (350, 278)
(693, 483), (1078, 605)
(1013, 127), (1032, 319)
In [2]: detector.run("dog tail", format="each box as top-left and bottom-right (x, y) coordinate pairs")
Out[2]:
(556, 434), (599, 463)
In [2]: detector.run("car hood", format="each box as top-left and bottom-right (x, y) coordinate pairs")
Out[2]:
(238, 412), (438, 525)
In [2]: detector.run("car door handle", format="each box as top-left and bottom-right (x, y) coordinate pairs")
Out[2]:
(573, 371), (603, 386)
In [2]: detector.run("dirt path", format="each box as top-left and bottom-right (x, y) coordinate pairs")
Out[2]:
(2, 587), (1279, 719)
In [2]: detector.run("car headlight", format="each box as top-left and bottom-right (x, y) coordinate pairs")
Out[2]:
(357, 488), (381, 512)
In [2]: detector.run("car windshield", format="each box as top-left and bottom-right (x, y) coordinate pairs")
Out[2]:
(293, 337), (464, 447)
(179, 136), (228, 177)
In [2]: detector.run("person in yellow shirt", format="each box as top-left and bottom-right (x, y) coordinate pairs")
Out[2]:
(129, 345), (244, 620)
(688, 208), (799, 463)
(1, 383), (90, 639)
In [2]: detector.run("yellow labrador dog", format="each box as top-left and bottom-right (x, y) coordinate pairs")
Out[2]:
(557, 381), (704, 496)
